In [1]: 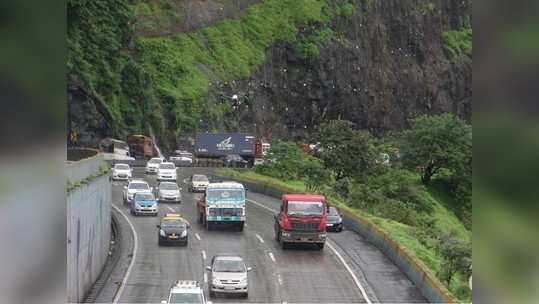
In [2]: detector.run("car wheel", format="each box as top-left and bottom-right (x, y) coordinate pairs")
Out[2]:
(243, 292), (248, 298)
(158, 239), (163, 246)
(338, 227), (343, 232)
(209, 290), (215, 298)
(317, 243), (325, 250)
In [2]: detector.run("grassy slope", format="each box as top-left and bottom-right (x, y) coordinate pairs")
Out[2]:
(218, 168), (471, 300)
(134, 0), (331, 133)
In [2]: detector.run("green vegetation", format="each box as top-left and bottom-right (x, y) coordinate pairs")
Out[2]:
(295, 28), (334, 59)
(131, 0), (184, 33)
(137, 0), (331, 133)
(443, 28), (472, 61)
(339, 2), (355, 20)
(67, 0), (163, 139)
(220, 114), (472, 301)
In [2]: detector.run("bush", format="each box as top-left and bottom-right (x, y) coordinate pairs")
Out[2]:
(372, 198), (420, 226)
(255, 141), (306, 180)
(339, 3), (355, 20)
(443, 28), (472, 61)
(300, 159), (331, 192)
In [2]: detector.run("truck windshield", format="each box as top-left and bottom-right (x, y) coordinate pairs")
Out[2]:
(169, 292), (203, 304)
(192, 175), (208, 182)
(207, 189), (244, 201)
(287, 201), (324, 216)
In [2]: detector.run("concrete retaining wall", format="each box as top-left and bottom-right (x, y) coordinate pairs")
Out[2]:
(67, 149), (103, 184)
(67, 151), (111, 303)
(212, 174), (457, 303)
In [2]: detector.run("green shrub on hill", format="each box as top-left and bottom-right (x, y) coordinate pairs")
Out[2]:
(443, 28), (472, 61)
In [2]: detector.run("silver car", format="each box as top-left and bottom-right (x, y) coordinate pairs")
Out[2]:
(156, 182), (182, 203)
(207, 255), (251, 298)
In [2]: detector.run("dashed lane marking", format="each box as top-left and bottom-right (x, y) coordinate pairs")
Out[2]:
(255, 234), (265, 244)
(195, 233), (201, 241)
(204, 273), (208, 283)
(202, 250), (207, 260)
(166, 205), (175, 212)
(112, 205), (138, 304)
(268, 252), (276, 263)
(277, 274), (283, 285)
(247, 197), (373, 304)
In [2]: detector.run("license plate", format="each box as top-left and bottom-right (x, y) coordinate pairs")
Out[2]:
(300, 237), (309, 242)
(225, 286), (235, 290)
(326, 224), (332, 226)
(169, 235), (178, 239)
(223, 216), (231, 220)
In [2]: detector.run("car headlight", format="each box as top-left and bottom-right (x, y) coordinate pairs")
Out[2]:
(160, 229), (166, 237)
(135, 202), (142, 208)
(128, 193), (134, 199)
(212, 278), (219, 285)
(337, 217), (342, 223)
(240, 277), (247, 284)
(180, 230), (187, 237)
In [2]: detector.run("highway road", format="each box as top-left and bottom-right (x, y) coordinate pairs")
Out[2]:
(100, 167), (426, 303)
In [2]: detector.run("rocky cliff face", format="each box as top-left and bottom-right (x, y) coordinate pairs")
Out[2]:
(217, 0), (471, 141)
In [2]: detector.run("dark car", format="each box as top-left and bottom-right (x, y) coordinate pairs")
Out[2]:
(223, 154), (248, 168)
(326, 206), (343, 232)
(157, 214), (190, 246)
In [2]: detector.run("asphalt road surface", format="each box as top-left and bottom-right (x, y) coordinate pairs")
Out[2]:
(106, 167), (426, 303)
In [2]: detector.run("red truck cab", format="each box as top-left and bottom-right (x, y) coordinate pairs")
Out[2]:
(274, 194), (328, 250)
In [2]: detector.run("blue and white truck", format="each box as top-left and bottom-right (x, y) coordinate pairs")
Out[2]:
(197, 182), (246, 231)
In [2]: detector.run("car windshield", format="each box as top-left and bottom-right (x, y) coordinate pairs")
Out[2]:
(135, 193), (155, 200)
(114, 164), (129, 170)
(328, 207), (339, 215)
(160, 163), (175, 169)
(149, 158), (162, 164)
(162, 219), (185, 229)
(207, 189), (244, 201)
(213, 259), (245, 272)
(192, 175), (208, 182)
(160, 183), (178, 190)
(287, 201), (324, 216)
(129, 183), (149, 190)
(179, 152), (192, 158)
(169, 292), (203, 304)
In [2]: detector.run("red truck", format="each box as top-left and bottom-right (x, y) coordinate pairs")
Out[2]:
(274, 194), (328, 250)
(127, 135), (154, 160)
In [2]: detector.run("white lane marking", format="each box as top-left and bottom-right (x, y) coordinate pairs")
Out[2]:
(244, 223), (248, 227)
(166, 205), (175, 212)
(255, 234), (265, 244)
(277, 274), (283, 285)
(202, 250), (207, 260)
(195, 233), (201, 241)
(327, 241), (372, 304)
(268, 252), (276, 263)
(112, 205), (138, 304)
(183, 178), (188, 184)
(246, 198), (276, 213)
(247, 197), (373, 304)
(204, 273), (208, 283)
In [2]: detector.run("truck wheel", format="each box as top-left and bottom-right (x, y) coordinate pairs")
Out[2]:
(238, 222), (244, 232)
(198, 212), (203, 223)
(207, 222), (212, 231)
(275, 229), (281, 242)
(317, 243), (325, 250)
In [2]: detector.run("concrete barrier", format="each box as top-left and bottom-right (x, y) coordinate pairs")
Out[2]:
(67, 151), (112, 303)
(212, 174), (458, 303)
(67, 148), (103, 184)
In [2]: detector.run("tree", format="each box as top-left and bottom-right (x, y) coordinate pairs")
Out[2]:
(317, 120), (378, 180)
(255, 141), (304, 180)
(437, 235), (472, 286)
(301, 159), (331, 192)
(400, 114), (471, 184)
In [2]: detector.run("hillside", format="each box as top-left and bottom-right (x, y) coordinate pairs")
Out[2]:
(67, 0), (471, 151)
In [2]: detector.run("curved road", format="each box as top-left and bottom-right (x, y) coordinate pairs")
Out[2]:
(106, 167), (425, 303)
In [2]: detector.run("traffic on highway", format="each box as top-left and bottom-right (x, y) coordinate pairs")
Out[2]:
(101, 158), (425, 304)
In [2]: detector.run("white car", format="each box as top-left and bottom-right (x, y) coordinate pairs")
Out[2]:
(170, 151), (193, 165)
(207, 255), (251, 298)
(157, 162), (177, 181)
(188, 174), (209, 192)
(156, 182), (182, 203)
(162, 280), (206, 304)
(123, 179), (152, 204)
(112, 163), (132, 180)
(146, 157), (164, 174)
